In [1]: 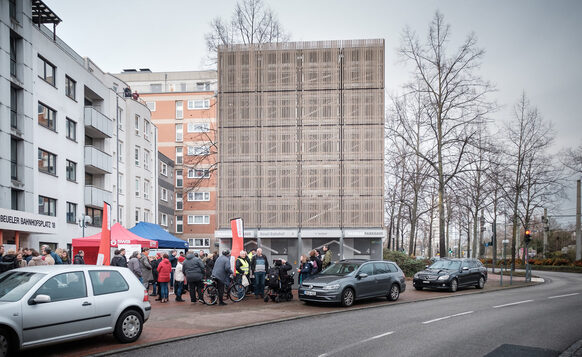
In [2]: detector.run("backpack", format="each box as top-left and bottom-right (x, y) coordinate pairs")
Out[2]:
(310, 260), (318, 274)
(267, 267), (280, 288)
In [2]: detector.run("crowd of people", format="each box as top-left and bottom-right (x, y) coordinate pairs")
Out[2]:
(0, 243), (83, 272)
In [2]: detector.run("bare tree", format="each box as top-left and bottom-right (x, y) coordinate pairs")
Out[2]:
(562, 144), (582, 174)
(205, 0), (289, 63)
(397, 11), (495, 257)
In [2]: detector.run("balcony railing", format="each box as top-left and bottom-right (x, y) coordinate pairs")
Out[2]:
(84, 185), (112, 208)
(84, 107), (112, 138)
(84, 146), (112, 174)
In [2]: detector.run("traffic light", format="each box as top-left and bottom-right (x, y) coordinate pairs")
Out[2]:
(524, 230), (532, 245)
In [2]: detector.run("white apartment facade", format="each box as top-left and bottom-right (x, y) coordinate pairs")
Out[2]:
(0, 0), (157, 252)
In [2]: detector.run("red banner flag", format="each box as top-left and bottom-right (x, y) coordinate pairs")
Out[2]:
(230, 217), (244, 262)
(96, 202), (111, 265)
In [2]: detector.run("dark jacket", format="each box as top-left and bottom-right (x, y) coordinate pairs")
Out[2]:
(211, 254), (232, 283)
(235, 256), (251, 276)
(279, 262), (293, 276)
(298, 262), (312, 284)
(73, 254), (85, 265)
(205, 257), (215, 278)
(0, 254), (18, 273)
(251, 254), (269, 274)
(151, 258), (161, 281)
(50, 251), (63, 265)
(110, 254), (127, 267)
(139, 255), (153, 282)
(169, 253), (178, 268)
(128, 257), (142, 278)
(182, 254), (205, 281)
(314, 255), (323, 273)
(310, 256), (320, 274)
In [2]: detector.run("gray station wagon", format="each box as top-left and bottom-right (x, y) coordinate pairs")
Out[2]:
(298, 259), (406, 307)
(0, 265), (151, 356)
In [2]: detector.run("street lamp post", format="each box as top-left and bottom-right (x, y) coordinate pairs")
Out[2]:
(78, 214), (92, 238)
(501, 239), (509, 287)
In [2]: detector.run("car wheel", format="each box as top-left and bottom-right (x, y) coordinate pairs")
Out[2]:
(414, 286), (423, 291)
(341, 288), (355, 307)
(114, 310), (143, 343)
(0, 327), (15, 357)
(388, 284), (400, 301)
(449, 278), (458, 292)
(476, 276), (485, 289)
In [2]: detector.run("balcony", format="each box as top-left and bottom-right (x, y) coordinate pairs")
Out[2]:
(84, 107), (112, 138)
(84, 185), (112, 208)
(84, 146), (112, 174)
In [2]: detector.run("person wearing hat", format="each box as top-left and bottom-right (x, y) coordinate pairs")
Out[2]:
(174, 255), (186, 302)
(211, 249), (233, 306)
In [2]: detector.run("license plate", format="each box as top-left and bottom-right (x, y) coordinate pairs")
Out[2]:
(423, 280), (430, 284)
(304, 291), (316, 296)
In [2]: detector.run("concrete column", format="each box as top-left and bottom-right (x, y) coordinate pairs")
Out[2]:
(339, 229), (344, 260)
(15, 231), (19, 249)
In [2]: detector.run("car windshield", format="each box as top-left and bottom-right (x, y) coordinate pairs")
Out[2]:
(321, 262), (361, 276)
(429, 260), (461, 270)
(0, 271), (46, 302)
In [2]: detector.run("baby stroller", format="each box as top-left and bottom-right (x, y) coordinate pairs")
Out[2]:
(264, 262), (295, 303)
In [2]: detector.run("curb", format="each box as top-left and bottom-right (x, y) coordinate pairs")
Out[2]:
(90, 279), (543, 357)
(560, 339), (582, 357)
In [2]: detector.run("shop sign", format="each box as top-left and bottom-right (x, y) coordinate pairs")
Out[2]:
(0, 208), (57, 234)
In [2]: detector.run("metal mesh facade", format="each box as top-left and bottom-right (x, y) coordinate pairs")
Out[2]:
(218, 39), (385, 229)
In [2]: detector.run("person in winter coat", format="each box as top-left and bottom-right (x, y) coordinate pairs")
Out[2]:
(128, 251), (142, 282)
(211, 250), (233, 306)
(235, 251), (251, 285)
(73, 250), (85, 264)
(182, 251), (205, 303)
(0, 250), (19, 273)
(28, 253), (47, 266)
(150, 254), (161, 299)
(42, 246), (62, 264)
(314, 250), (323, 273)
(250, 248), (269, 299)
(173, 256), (186, 302)
(204, 253), (215, 279)
(157, 254), (172, 303)
(139, 248), (153, 289)
(297, 255), (312, 285)
(56, 248), (70, 264)
(322, 245), (332, 270)
(110, 248), (128, 267)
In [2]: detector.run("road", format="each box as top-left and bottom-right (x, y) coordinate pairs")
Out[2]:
(111, 271), (582, 357)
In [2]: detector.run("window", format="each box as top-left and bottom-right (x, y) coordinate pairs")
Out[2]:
(175, 147), (183, 165)
(187, 145), (210, 156)
(65, 118), (77, 141)
(10, 33), (17, 77)
(144, 179), (150, 199)
(135, 208), (140, 223)
(187, 192), (210, 201)
(118, 173), (124, 194)
(9, 0), (17, 20)
(144, 209), (150, 222)
(135, 177), (141, 197)
(161, 213), (168, 227)
(144, 149), (150, 170)
(10, 138), (19, 180)
(146, 101), (156, 111)
(187, 99), (210, 110)
(161, 187), (168, 201)
(176, 170), (183, 187)
(38, 195), (56, 216)
(188, 215), (210, 225)
(66, 202), (77, 223)
(118, 141), (124, 163)
(38, 55), (55, 86)
(144, 120), (151, 141)
(118, 206), (124, 226)
(176, 215), (183, 233)
(190, 238), (210, 247)
(196, 82), (211, 91)
(373, 262), (390, 275)
(32, 272), (87, 302)
(176, 193), (183, 210)
(11, 189), (22, 211)
(10, 87), (18, 129)
(86, 206), (102, 227)
(66, 160), (76, 182)
(134, 115), (140, 135)
(176, 101), (183, 119)
(117, 107), (124, 131)
(187, 122), (210, 133)
(89, 270), (128, 295)
(176, 124), (183, 142)
(38, 102), (56, 131)
(150, 83), (162, 92)
(134, 146), (140, 166)
(65, 76), (76, 100)
(38, 149), (56, 175)
(189, 169), (210, 178)
(160, 162), (168, 176)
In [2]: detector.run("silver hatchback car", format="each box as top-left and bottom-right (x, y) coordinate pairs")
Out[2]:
(0, 265), (151, 356)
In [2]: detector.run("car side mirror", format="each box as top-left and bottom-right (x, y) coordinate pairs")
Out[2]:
(29, 294), (51, 305)
(462, 267), (469, 271)
(357, 273), (368, 279)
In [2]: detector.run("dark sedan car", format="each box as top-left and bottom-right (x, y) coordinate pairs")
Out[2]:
(413, 258), (487, 292)
(298, 259), (406, 307)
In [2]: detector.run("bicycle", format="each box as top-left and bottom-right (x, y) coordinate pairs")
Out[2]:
(202, 277), (246, 305)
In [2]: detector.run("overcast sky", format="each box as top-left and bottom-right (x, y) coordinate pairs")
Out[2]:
(44, 0), (582, 218)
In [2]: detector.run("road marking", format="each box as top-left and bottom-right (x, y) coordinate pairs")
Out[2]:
(422, 311), (474, 324)
(548, 293), (580, 299)
(492, 300), (533, 308)
(318, 331), (394, 357)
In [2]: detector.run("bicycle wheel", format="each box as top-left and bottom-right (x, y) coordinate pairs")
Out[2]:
(202, 285), (218, 305)
(229, 283), (246, 302)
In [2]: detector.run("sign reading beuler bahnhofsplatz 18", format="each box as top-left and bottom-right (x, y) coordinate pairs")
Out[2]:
(0, 208), (58, 234)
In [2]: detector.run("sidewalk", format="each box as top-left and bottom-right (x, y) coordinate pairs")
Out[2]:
(21, 273), (538, 357)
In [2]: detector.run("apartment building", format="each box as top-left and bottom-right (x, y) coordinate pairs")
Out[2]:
(115, 70), (217, 252)
(158, 151), (175, 233)
(216, 40), (385, 267)
(0, 0), (157, 252)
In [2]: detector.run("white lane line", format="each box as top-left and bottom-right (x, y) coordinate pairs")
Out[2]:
(422, 311), (474, 325)
(318, 331), (394, 357)
(548, 293), (580, 299)
(492, 300), (533, 308)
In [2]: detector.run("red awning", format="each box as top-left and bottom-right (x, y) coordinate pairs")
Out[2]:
(72, 222), (158, 249)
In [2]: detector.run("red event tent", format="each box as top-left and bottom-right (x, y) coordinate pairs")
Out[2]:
(72, 223), (158, 264)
